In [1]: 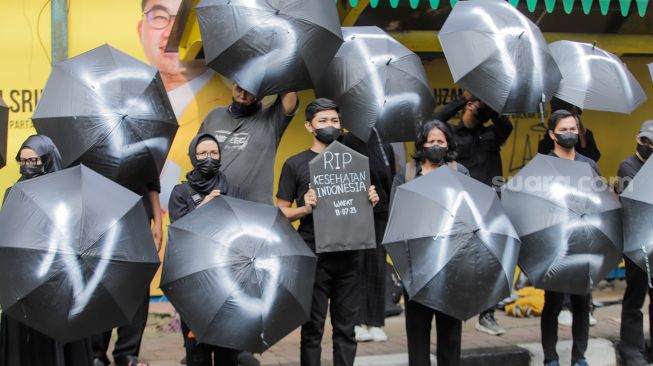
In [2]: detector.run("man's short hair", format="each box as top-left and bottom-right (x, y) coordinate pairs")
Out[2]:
(305, 98), (340, 122)
(141, 0), (148, 11)
(548, 109), (579, 131)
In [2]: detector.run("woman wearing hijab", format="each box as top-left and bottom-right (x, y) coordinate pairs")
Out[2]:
(0, 135), (94, 366)
(168, 133), (240, 366)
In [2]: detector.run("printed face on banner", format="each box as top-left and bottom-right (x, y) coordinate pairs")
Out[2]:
(138, 0), (208, 91)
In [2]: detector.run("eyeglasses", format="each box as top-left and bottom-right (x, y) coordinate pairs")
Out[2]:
(143, 7), (177, 30)
(19, 157), (42, 166)
(196, 151), (220, 160)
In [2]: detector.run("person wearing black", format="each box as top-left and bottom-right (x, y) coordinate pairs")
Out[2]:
(168, 133), (240, 366)
(538, 97), (601, 162)
(390, 120), (467, 366)
(0, 135), (94, 366)
(93, 160), (163, 366)
(344, 131), (395, 343)
(618, 120), (653, 366)
(276, 98), (379, 366)
(540, 109), (597, 366)
(447, 93), (513, 336)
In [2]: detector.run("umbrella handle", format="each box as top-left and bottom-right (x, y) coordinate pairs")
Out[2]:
(539, 94), (545, 128)
(642, 243), (653, 289)
(373, 127), (391, 168)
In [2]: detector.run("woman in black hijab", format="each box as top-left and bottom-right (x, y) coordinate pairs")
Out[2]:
(168, 133), (240, 366)
(0, 135), (94, 366)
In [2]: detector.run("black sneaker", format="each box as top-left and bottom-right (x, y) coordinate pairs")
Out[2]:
(475, 312), (506, 336)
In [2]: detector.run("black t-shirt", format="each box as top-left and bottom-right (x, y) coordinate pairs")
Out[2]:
(276, 149), (318, 249)
(617, 154), (644, 193)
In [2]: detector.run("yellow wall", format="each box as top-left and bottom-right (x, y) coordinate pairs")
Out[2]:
(1, 1), (652, 296)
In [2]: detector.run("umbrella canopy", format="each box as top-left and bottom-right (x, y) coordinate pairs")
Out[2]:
(32, 44), (178, 190)
(0, 96), (7, 169)
(438, 0), (561, 114)
(314, 26), (435, 143)
(196, 0), (343, 98)
(621, 157), (653, 274)
(0, 165), (160, 342)
(549, 40), (647, 114)
(383, 166), (520, 320)
(502, 154), (622, 295)
(161, 196), (316, 353)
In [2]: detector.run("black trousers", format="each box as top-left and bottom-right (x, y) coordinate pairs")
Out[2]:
(92, 291), (149, 364)
(405, 298), (461, 366)
(358, 217), (387, 327)
(620, 258), (653, 361)
(300, 251), (360, 366)
(181, 321), (238, 366)
(541, 291), (590, 363)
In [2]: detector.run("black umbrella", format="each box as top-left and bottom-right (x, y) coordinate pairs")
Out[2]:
(621, 156), (653, 276)
(161, 196), (316, 353)
(0, 165), (160, 342)
(0, 96), (7, 169)
(502, 154), (622, 295)
(314, 26), (435, 143)
(32, 44), (178, 190)
(383, 166), (521, 320)
(196, 0), (343, 98)
(438, 0), (561, 114)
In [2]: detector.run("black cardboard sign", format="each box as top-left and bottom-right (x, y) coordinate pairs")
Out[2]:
(309, 141), (376, 253)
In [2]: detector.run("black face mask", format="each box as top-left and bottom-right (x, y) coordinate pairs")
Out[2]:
(424, 145), (448, 165)
(228, 100), (262, 118)
(315, 126), (341, 144)
(555, 132), (578, 149)
(20, 164), (45, 179)
(474, 106), (493, 123)
(637, 143), (652, 160)
(196, 158), (221, 177)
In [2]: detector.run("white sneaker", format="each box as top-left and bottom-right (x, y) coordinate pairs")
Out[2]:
(368, 327), (388, 342)
(355, 325), (372, 342)
(558, 309), (573, 327)
(589, 313), (597, 326)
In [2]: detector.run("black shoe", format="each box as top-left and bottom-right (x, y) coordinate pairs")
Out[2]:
(238, 351), (261, 366)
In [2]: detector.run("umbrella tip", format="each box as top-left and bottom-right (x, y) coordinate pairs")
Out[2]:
(386, 58), (392, 65)
(518, 31), (525, 39)
(592, 41), (597, 50)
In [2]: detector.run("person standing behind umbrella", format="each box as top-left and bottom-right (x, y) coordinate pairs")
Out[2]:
(276, 98), (379, 366)
(168, 133), (241, 366)
(617, 120), (653, 366)
(199, 84), (298, 204)
(390, 120), (467, 366)
(540, 109), (599, 366)
(344, 131), (396, 343)
(0, 135), (94, 366)
(449, 94), (513, 336)
(538, 97), (601, 162)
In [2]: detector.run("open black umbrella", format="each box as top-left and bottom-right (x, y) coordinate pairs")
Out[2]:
(161, 196), (316, 353)
(196, 0), (343, 98)
(32, 44), (178, 190)
(549, 40), (647, 114)
(314, 26), (435, 143)
(502, 154), (622, 295)
(438, 0), (561, 114)
(0, 165), (160, 342)
(621, 157), (653, 275)
(383, 166), (520, 320)
(0, 96), (7, 169)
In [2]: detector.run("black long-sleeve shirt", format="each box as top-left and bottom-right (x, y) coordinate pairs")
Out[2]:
(451, 115), (513, 188)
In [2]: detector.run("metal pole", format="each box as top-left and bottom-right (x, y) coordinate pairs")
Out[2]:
(51, 0), (68, 64)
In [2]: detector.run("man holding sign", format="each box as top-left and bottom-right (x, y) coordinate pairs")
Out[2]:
(276, 98), (379, 366)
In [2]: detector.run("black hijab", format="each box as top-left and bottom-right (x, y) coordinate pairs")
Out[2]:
(16, 135), (63, 180)
(186, 133), (229, 195)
